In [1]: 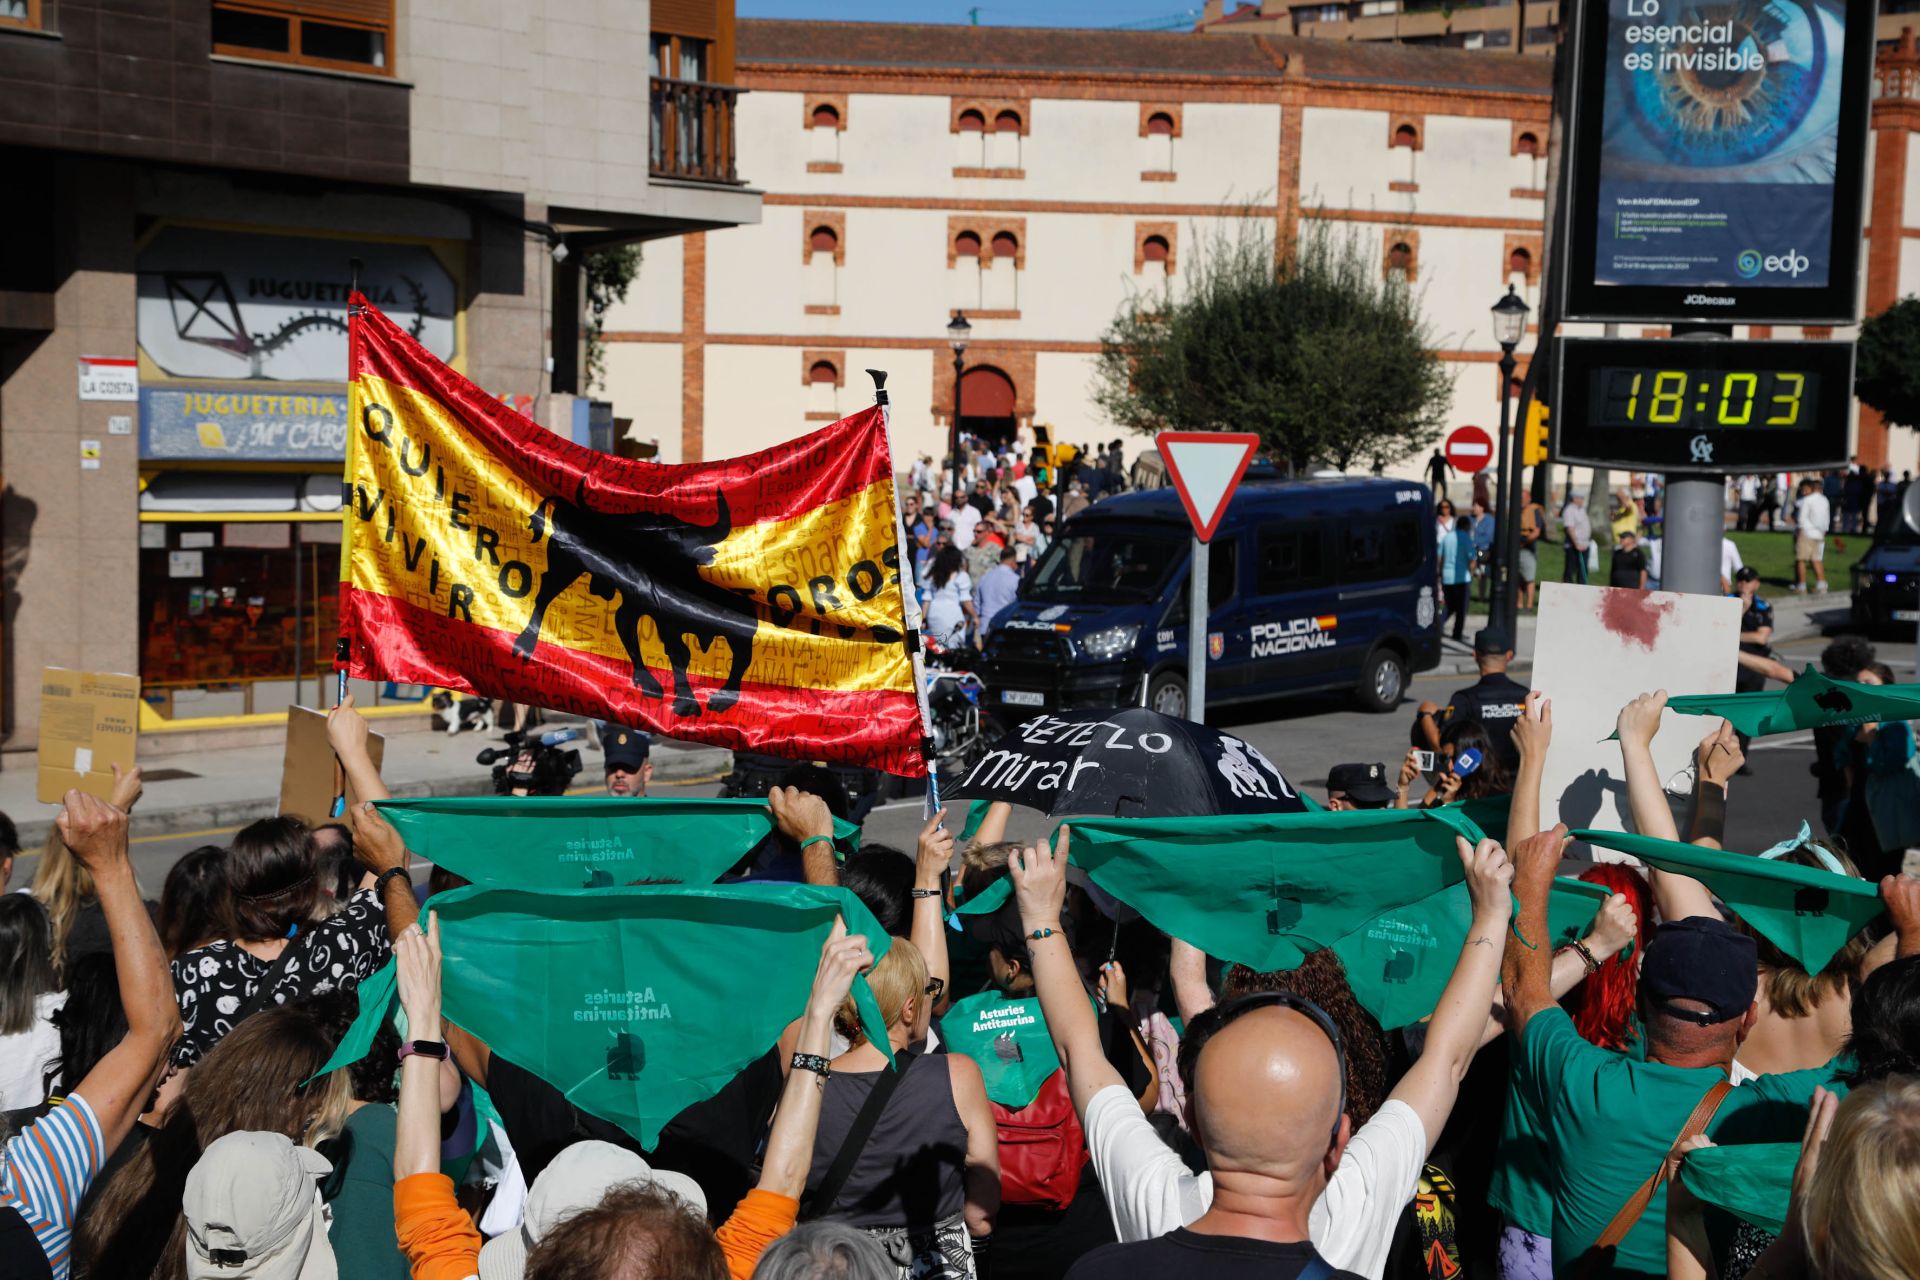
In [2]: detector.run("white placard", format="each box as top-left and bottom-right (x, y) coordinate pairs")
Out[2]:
(1530, 582), (1740, 839)
(178, 531), (215, 549)
(107, 415), (133, 436)
(77, 357), (138, 402)
(167, 550), (203, 578)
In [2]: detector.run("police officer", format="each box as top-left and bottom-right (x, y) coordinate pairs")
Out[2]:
(1412, 627), (1530, 771)
(1325, 762), (1397, 811)
(1733, 566), (1774, 695)
(603, 728), (652, 797)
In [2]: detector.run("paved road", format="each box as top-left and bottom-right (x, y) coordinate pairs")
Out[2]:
(58, 631), (1914, 892)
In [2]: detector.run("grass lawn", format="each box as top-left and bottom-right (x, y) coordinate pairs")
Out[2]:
(1518, 528), (1867, 607)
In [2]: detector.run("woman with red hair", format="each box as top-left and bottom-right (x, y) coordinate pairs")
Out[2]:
(1563, 862), (1654, 1053)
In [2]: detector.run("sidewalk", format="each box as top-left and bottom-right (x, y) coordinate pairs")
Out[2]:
(1432, 587), (1848, 675)
(3, 720), (734, 848)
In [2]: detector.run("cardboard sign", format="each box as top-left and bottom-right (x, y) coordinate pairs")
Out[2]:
(1530, 583), (1739, 840)
(37, 668), (140, 804)
(278, 706), (386, 825)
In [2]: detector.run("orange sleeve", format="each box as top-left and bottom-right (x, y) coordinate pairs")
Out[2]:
(393, 1172), (483, 1280)
(715, 1188), (800, 1280)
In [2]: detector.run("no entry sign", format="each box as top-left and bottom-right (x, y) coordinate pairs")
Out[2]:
(1444, 425), (1493, 475)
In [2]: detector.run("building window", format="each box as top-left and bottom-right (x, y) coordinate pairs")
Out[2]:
(211, 1), (394, 75)
(986, 232), (1020, 310)
(804, 214), (844, 311)
(1143, 110), (1175, 174)
(1135, 222), (1177, 279)
(953, 230), (983, 310)
(956, 108), (987, 167)
(1383, 230), (1419, 283)
(808, 359), (840, 417)
(1508, 246), (1532, 280)
(1512, 128), (1545, 190)
(1389, 119), (1421, 186)
(1503, 234), (1541, 304)
(1392, 123), (1419, 148)
(989, 110), (1023, 171)
(0, 0), (42, 30)
(810, 102), (841, 166)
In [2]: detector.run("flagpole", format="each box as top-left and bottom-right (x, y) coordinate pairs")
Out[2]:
(870, 369), (940, 812)
(339, 258), (364, 712)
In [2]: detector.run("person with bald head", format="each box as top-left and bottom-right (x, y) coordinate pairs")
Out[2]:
(1008, 825), (1516, 1278)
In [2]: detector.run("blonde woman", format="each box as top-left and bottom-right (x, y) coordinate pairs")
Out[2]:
(32, 765), (148, 975)
(802, 938), (1000, 1278)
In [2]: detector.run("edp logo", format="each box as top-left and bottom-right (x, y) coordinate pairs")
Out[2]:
(1737, 248), (1810, 279)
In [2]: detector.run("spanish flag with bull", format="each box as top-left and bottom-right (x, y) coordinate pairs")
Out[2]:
(338, 293), (928, 775)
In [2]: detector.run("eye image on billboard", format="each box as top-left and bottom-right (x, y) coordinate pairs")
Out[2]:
(1563, 0), (1873, 322)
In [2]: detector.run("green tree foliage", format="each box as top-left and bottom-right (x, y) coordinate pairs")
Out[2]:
(1856, 297), (1920, 429)
(585, 244), (643, 393)
(1093, 216), (1452, 473)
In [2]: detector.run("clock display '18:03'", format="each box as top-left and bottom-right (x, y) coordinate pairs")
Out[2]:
(1593, 368), (1818, 431)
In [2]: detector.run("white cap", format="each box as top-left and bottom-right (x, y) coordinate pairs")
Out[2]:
(183, 1131), (337, 1280)
(477, 1140), (706, 1279)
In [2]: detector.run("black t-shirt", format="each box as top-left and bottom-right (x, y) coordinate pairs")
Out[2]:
(1067, 1229), (1362, 1279)
(1608, 547), (1648, 589)
(1439, 671), (1530, 770)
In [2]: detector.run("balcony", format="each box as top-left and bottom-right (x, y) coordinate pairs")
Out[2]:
(651, 77), (743, 186)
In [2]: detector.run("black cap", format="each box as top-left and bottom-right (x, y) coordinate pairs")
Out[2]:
(1326, 762), (1395, 807)
(1640, 916), (1758, 1025)
(1734, 566), (1760, 584)
(1474, 627), (1514, 656)
(603, 728), (652, 771)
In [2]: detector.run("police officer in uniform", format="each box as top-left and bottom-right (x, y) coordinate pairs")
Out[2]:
(604, 728), (653, 797)
(1412, 627), (1530, 771)
(1325, 762), (1397, 811)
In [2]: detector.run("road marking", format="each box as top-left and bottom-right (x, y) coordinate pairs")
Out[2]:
(133, 825), (240, 845)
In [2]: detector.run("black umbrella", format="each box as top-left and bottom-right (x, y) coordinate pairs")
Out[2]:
(946, 707), (1309, 819)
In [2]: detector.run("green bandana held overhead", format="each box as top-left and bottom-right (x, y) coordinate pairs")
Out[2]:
(958, 808), (1491, 975)
(1573, 829), (1883, 973)
(1335, 876), (1615, 1030)
(316, 883), (895, 1148)
(373, 796), (861, 890)
(1638, 669), (1920, 739)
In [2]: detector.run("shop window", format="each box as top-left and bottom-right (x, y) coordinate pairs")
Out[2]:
(810, 103), (841, 166)
(1143, 111), (1175, 173)
(956, 109), (987, 167)
(986, 232), (1020, 311)
(953, 230), (983, 310)
(988, 110), (1023, 170)
(211, 1), (394, 76)
(0, 0), (42, 30)
(808, 360), (839, 416)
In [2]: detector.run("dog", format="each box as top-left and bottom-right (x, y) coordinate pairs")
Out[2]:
(430, 691), (495, 737)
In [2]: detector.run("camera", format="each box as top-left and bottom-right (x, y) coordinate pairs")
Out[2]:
(476, 727), (584, 796)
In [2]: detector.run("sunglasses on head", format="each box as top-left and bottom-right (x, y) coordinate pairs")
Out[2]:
(1188, 991), (1348, 1149)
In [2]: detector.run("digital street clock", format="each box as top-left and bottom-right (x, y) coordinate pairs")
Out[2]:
(1552, 337), (1853, 471)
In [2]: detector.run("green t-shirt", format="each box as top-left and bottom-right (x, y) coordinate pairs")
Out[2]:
(322, 1104), (408, 1280)
(1515, 1007), (1837, 1277)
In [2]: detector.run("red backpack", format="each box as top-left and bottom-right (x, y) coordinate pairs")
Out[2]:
(990, 1068), (1088, 1211)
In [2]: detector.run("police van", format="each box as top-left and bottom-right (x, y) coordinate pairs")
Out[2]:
(980, 473), (1442, 719)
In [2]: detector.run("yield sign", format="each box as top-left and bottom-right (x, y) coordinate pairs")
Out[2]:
(1444, 424), (1494, 474)
(1156, 431), (1260, 543)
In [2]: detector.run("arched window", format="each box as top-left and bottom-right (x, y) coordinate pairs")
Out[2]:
(1387, 241), (1413, 281)
(1146, 112), (1175, 136)
(1392, 123), (1419, 149)
(1508, 246), (1533, 277)
(990, 231), (1019, 259)
(955, 231), (982, 258)
(958, 109), (986, 132)
(809, 360), (838, 384)
(810, 226), (839, 255)
(994, 109), (1022, 133)
(1142, 235), (1170, 263)
(956, 109), (988, 167)
(812, 104), (840, 128)
(1144, 110), (1176, 174)
(1516, 131), (1538, 157)
(808, 359), (839, 416)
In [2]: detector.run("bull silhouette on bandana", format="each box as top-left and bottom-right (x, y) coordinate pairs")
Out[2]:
(510, 483), (756, 718)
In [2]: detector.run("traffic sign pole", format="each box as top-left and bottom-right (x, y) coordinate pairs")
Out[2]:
(1155, 430), (1260, 724)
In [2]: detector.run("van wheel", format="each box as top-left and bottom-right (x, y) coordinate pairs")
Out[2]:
(1356, 648), (1407, 713)
(1147, 672), (1188, 719)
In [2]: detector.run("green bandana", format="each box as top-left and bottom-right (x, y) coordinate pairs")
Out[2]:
(373, 797), (860, 890)
(315, 883), (894, 1147)
(1040, 807), (1489, 973)
(942, 989), (1065, 1108)
(1335, 876), (1614, 1029)
(958, 800), (994, 843)
(1646, 668), (1920, 739)
(1679, 1143), (1795, 1235)
(1573, 829), (1883, 973)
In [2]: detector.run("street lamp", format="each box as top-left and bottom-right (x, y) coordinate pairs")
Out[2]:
(1490, 284), (1531, 632)
(947, 311), (971, 501)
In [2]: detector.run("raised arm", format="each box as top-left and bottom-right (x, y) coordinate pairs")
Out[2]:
(1686, 721), (1744, 852)
(768, 786), (840, 886)
(1501, 824), (1571, 1037)
(1506, 693), (1551, 850)
(1169, 937), (1214, 1025)
(57, 791), (180, 1152)
(327, 695), (390, 804)
(968, 800), (1013, 849)
(1479, 888), (1637, 1047)
(912, 810), (954, 1016)
(349, 801), (420, 937)
(756, 922), (871, 1198)
(1617, 691), (1717, 921)
(1389, 835), (1512, 1150)
(1009, 826), (1124, 1117)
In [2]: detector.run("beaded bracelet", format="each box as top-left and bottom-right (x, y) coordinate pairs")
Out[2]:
(791, 1052), (831, 1079)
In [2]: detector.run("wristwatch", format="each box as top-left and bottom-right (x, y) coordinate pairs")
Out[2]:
(398, 1039), (449, 1063)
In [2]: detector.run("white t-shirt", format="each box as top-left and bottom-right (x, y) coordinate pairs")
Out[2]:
(1013, 474), (1039, 509)
(1797, 491), (1831, 537)
(1083, 1084), (1427, 1280)
(0, 990), (67, 1110)
(951, 505), (981, 550)
(1737, 476), (1758, 502)
(1720, 538), (1744, 584)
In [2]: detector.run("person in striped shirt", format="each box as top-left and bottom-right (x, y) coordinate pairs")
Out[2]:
(0, 790), (180, 1280)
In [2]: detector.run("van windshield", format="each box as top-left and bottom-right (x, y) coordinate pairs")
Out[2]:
(1025, 528), (1184, 604)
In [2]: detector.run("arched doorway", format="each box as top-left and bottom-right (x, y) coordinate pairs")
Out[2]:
(958, 364), (1017, 449)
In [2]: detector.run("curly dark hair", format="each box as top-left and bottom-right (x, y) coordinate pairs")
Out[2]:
(1820, 636), (1877, 680)
(1208, 950), (1394, 1126)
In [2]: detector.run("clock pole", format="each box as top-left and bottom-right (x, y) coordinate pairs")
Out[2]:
(1659, 324), (1734, 596)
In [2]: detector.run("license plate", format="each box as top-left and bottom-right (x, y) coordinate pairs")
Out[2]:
(1001, 689), (1044, 707)
(1895, 610), (1920, 622)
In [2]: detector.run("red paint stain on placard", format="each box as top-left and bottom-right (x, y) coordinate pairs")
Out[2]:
(1595, 587), (1675, 651)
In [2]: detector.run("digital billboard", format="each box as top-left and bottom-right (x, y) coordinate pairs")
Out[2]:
(1561, 0), (1875, 323)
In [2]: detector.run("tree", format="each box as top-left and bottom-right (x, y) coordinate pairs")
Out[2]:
(1093, 215), (1452, 474)
(584, 244), (643, 394)
(1856, 297), (1920, 430)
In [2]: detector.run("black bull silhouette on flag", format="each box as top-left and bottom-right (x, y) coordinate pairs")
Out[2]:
(509, 482), (756, 718)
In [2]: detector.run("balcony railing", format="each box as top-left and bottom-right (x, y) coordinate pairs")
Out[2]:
(650, 77), (742, 185)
